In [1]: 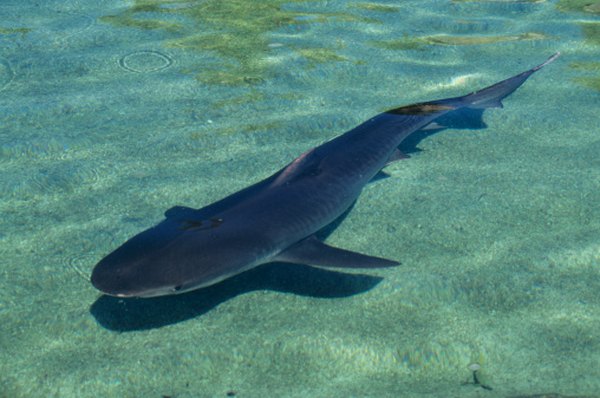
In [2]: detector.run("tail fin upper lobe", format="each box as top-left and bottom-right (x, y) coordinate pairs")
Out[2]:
(388, 53), (560, 152)
(457, 52), (560, 110)
(389, 52), (560, 116)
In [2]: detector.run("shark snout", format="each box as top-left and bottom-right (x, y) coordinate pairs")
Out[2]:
(90, 257), (155, 298)
(91, 257), (182, 298)
(91, 263), (131, 297)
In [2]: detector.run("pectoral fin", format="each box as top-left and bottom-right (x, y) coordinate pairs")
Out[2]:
(273, 236), (400, 268)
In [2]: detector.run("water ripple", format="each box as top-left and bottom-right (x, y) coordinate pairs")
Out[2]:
(118, 50), (174, 73)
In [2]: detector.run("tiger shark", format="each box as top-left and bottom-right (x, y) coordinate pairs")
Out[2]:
(91, 53), (559, 298)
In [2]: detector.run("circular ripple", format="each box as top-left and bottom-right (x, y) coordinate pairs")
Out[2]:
(51, 12), (95, 45)
(0, 59), (15, 92)
(66, 252), (97, 281)
(118, 50), (174, 73)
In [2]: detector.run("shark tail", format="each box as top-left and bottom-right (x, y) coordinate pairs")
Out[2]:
(413, 52), (560, 131)
(456, 52), (560, 110)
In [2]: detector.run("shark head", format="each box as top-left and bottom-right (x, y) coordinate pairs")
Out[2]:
(91, 215), (267, 298)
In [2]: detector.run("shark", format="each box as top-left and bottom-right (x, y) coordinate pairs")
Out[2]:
(91, 53), (559, 298)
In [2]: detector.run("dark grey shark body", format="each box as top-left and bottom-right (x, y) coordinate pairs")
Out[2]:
(91, 54), (559, 298)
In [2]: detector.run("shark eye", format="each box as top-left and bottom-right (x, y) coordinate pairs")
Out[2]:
(172, 285), (183, 292)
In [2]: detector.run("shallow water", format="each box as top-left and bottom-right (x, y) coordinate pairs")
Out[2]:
(1, 0), (599, 397)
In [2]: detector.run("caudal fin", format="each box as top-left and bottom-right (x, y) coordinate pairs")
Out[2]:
(458, 52), (560, 109)
(384, 53), (560, 154)
(388, 52), (560, 118)
(395, 53), (560, 133)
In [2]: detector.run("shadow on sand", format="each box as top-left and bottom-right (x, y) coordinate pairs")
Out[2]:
(90, 263), (382, 331)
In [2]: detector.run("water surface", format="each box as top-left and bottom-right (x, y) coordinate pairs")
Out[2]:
(1, 1), (599, 397)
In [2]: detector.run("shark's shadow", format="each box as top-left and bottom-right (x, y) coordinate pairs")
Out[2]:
(90, 263), (382, 331)
(399, 107), (487, 155)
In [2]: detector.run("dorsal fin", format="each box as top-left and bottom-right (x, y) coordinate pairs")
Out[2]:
(271, 147), (322, 186)
(386, 149), (410, 165)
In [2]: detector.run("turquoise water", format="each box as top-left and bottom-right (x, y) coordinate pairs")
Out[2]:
(1, 0), (599, 397)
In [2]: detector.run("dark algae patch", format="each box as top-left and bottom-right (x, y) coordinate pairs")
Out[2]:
(371, 34), (426, 51)
(581, 22), (600, 45)
(558, 1), (600, 90)
(570, 61), (600, 70)
(100, 0), (370, 85)
(0, 27), (31, 35)
(351, 2), (401, 12)
(570, 61), (600, 91)
(508, 394), (599, 398)
(297, 47), (349, 67)
(372, 32), (547, 50)
(453, 0), (545, 2)
(424, 32), (546, 45)
(557, 0), (600, 14)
